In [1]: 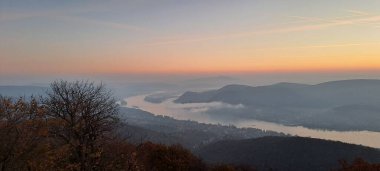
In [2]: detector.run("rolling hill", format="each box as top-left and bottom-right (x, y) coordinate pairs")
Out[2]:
(174, 79), (380, 131)
(196, 136), (380, 171)
(0, 85), (47, 97)
(175, 79), (380, 107)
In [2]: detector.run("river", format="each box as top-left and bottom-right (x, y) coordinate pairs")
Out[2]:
(125, 93), (380, 149)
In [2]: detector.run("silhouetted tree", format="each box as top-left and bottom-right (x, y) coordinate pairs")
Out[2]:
(43, 80), (119, 171)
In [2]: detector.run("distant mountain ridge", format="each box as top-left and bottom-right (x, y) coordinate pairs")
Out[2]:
(175, 79), (380, 107)
(0, 85), (47, 97)
(174, 79), (380, 131)
(197, 136), (380, 171)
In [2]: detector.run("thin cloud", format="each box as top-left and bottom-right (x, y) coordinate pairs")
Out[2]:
(148, 14), (380, 46)
(57, 16), (151, 33)
(0, 6), (151, 33)
(306, 43), (363, 48)
(343, 9), (370, 16)
(0, 12), (40, 22)
(289, 16), (332, 23)
(0, 6), (106, 22)
(251, 43), (367, 52)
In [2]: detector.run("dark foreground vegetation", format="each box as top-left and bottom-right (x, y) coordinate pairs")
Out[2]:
(196, 136), (380, 171)
(0, 80), (254, 171)
(0, 80), (379, 171)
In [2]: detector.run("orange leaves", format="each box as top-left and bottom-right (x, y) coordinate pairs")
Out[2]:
(336, 158), (380, 171)
(0, 96), (49, 170)
(135, 142), (206, 171)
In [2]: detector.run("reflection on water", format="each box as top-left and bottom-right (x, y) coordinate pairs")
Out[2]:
(125, 93), (380, 148)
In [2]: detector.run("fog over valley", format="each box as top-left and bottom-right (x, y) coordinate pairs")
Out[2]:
(123, 79), (380, 148)
(2, 1), (380, 169)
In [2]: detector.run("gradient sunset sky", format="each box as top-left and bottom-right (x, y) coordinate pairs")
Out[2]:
(1, 0), (380, 77)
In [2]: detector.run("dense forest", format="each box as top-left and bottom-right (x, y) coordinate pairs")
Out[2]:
(196, 136), (380, 171)
(0, 80), (379, 171)
(0, 80), (252, 171)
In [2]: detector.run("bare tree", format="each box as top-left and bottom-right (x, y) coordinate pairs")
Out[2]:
(43, 80), (119, 171)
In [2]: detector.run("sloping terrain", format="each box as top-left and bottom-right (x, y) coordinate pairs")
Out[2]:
(197, 136), (380, 171)
(174, 79), (380, 131)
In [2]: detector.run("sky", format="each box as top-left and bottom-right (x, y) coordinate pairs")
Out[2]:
(1, 0), (380, 83)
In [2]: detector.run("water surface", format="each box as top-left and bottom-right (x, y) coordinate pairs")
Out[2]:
(125, 93), (380, 148)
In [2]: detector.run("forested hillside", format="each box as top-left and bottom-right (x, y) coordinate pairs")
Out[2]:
(197, 136), (380, 171)
(0, 81), (379, 171)
(175, 79), (380, 131)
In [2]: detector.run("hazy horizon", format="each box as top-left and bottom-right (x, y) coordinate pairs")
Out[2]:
(2, 71), (380, 87)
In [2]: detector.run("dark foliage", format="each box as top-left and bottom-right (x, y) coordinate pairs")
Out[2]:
(197, 136), (380, 171)
(0, 96), (48, 170)
(136, 142), (206, 171)
(0, 81), (379, 171)
(43, 80), (119, 170)
(335, 158), (380, 171)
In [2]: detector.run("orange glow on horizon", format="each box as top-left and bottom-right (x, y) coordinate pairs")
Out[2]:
(71, 65), (380, 76)
(2, 1), (380, 78)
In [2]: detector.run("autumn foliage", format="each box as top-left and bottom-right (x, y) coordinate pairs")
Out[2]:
(0, 80), (378, 171)
(0, 81), (209, 171)
(335, 158), (380, 171)
(0, 97), (48, 170)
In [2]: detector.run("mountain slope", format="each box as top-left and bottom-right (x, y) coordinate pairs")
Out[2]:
(0, 86), (47, 97)
(175, 79), (380, 107)
(119, 107), (283, 149)
(174, 79), (380, 131)
(197, 136), (380, 171)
